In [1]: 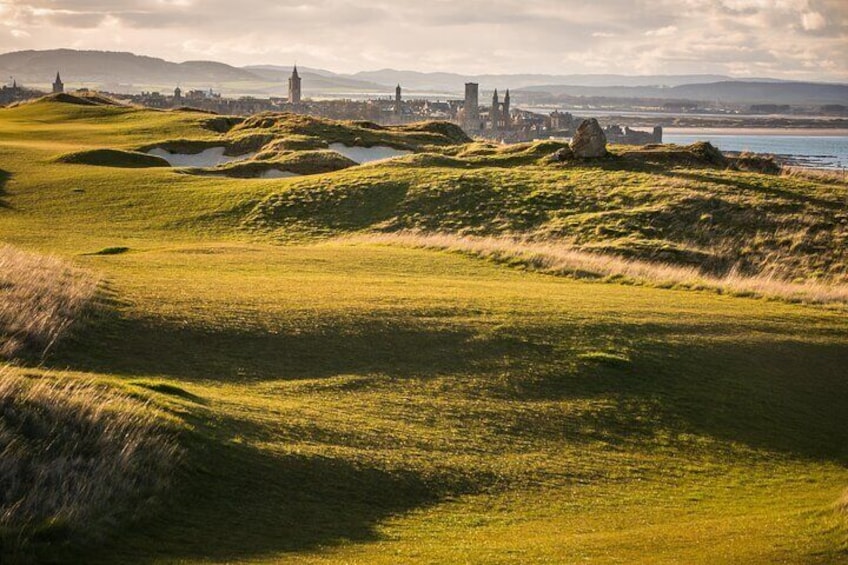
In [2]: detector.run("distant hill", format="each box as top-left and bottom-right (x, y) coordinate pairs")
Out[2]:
(0, 50), (396, 96)
(2, 49), (844, 106)
(516, 81), (848, 106)
(243, 65), (387, 93)
(347, 69), (742, 92)
(0, 49), (260, 86)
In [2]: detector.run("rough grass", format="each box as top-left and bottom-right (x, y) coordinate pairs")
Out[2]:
(0, 369), (182, 558)
(0, 245), (101, 359)
(353, 232), (848, 307)
(782, 165), (848, 185)
(249, 161), (848, 283)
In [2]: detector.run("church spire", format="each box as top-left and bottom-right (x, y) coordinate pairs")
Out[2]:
(52, 71), (64, 94)
(288, 64), (302, 104)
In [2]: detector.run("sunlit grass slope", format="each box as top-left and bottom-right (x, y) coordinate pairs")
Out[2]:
(1, 97), (845, 282)
(0, 98), (846, 563)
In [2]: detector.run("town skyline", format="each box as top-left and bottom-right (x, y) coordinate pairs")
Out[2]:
(1, 0), (847, 82)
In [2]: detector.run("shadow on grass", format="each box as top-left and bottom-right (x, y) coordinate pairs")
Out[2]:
(669, 170), (845, 210)
(510, 323), (848, 462)
(78, 434), (461, 564)
(51, 306), (848, 463)
(48, 308), (547, 383)
(0, 169), (10, 209)
(37, 310), (848, 562)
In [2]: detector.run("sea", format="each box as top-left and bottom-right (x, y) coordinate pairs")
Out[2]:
(662, 129), (848, 169)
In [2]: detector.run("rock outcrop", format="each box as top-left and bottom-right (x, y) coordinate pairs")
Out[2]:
(570, 118), (607, 158)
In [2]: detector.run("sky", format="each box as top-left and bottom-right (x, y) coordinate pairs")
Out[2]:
(1, 0), (847, 81)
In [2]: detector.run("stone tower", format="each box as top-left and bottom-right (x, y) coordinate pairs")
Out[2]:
(463, 82), (479, 130)
(52, 72), (64, 94)
(395, 84), (402, 115)
(288, 65), (302, 104)
(503, 89), (511, 128)
(491, 89), (500, 130)
(173, 86), (182, 106)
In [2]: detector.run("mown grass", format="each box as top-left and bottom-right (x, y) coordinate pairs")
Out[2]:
(0, 99), (846, 563)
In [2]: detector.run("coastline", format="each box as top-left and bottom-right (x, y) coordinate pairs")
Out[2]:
(664, 127), (848, 136)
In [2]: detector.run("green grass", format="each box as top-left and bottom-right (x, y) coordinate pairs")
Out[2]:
(56, 148), (171, 168)
(1, 99), (847, 564)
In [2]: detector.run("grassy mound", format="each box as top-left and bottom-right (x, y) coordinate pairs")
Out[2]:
(0, 370), (181, 558)
(0, 246), (100, 359)
(617, 141), (729, 168)
(191, 150), (357, 178)
(248, 155), (848, 282)
(29, 92), (124, 107)
(229, 113), (470, 151)
(56, 148), (171, 168)
(731, 152), (782, 174)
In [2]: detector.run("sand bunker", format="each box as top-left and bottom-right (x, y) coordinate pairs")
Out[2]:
(147, 147), (257, 167)
(259, 170), (301, 179)
(328, 143), (412, 164)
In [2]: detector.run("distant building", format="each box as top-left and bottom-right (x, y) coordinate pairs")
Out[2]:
(486, 88), (513, 131)
(52, 72), (64, 94)
(0, 78), (40, 106)
(288, 65), (302, 104)
(603, 124), (663, 145)
(491, 89), (499, 131)
(395, 84), (402, 115)
(463, 82), (480, 130)
(173, 86), (182, 106)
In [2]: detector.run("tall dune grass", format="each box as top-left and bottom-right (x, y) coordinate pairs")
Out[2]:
(0, 245), (101, 359)
(0, 369), (182, 553)
(781, 165), (848, 185)
(354, 232), (848, 307)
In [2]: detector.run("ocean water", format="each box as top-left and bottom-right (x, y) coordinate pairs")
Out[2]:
(662, 133), (848, 169)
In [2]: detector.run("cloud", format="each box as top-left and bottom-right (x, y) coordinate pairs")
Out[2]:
(801, 11), (826, 30)
(0, 0), (845, 81)
(645, 25), (678, 37)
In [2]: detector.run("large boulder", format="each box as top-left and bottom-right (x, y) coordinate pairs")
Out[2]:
(570, 118), (607, 158)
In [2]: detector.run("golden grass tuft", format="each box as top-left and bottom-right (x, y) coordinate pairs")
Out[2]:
(0, 245), (101, 359)
(354, 232), (848, 307)
(837, 489), (848, 514)
(0, 369), (182, 551)
(781, 165), (848, 185)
